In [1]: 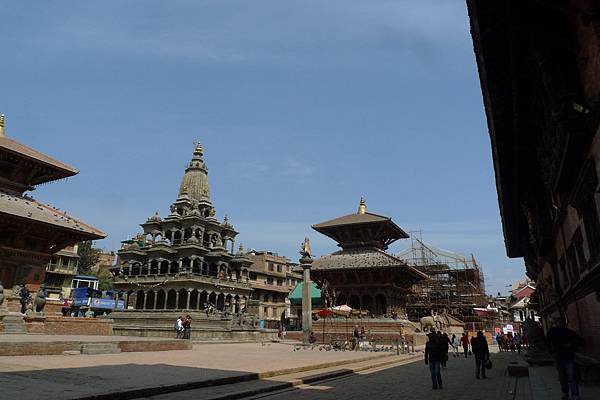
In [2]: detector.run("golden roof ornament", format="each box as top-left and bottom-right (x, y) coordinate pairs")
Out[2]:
(0, 114), (5, 137)
(238, 243), (244, 254)
(193, 141), (204, 156)
(358, 197), (367, 214)
(300, 236), (312, 258)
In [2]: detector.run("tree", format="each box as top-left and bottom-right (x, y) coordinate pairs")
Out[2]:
(77, 241), (100, 276)
(98, 270), (114, 291)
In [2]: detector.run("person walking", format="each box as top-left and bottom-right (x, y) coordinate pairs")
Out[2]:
(460, 332), (470, 358)
(451, 334), (459, 357)
(514, 332), (522, 355)
(508, 333), (515, 352)
(496, 332), (503, 352)
(352, 326), (360, 351)
(183, 314), (192, 339)
(546, 317), (585, 400)
(471, 331), (490, 379)
(441, 332), (450, 368)
(175, 316), (184, 339)
(424, 332), (443, 390)
(18, 283), (30, 314)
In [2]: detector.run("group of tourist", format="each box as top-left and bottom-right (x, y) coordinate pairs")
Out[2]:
(495, 331), (526, 354)
(424, 330), (490, 390)
(351, 325), (367, 350)
(175, 315), (192, 339)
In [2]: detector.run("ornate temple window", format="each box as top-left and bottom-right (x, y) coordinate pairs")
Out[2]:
(172, 230), (182, 245)
(192, 258), (202, 274)
(199, 291), (208, 308)
(177, 288), (188, 309)
(135, 290), (145, 309)
(170, 260), (179, 274)
(160, 260), (169, 274)
(150, 260), (159, 275)
(131, 262), (141, 276)
(156, 290), (166, 309)
(182, 257), (191, 272)
(166, 290), (177, 309)
(216, 293), (225, 310)
(141, 263), (149, 275)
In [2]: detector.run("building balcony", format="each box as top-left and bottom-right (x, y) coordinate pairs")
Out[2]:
(46, 264), (76, 275)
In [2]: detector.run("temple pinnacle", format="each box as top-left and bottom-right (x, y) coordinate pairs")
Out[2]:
(193, 141), (203, 156)
(358, 197), (367, 214)
(0, 114), (5, 137)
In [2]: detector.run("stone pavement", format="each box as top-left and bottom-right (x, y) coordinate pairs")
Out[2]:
(228, 351), (598, 400)
(0, 342), (403, 400)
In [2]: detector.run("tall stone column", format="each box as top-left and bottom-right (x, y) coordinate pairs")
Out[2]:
(153, 291), (158, 309)
(186, 290), (192, 309)
(299, 237), (313, 345)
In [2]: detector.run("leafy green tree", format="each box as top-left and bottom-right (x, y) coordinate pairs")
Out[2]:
(98, 270), (114, 291)
(77, 241), (100, 276)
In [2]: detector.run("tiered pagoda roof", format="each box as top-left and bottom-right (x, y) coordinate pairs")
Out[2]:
(0, 115), (105, 242)
(310, 198), (427, 280)
(312, 198), (409, 251)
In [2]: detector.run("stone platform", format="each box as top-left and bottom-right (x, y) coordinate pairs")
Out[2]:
(0, 334), (191, 356)
(109, 310), (278, 341)
(293, 317), (428, 346)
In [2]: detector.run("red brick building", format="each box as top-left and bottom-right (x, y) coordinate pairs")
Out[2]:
(467, 0), (600, 363)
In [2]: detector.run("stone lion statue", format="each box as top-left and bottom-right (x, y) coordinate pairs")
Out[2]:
(34, 288), (47, 314)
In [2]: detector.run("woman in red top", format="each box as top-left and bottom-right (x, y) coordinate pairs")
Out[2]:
(460, 333), (470, 358)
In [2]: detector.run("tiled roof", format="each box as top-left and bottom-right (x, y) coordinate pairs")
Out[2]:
(0, 137), (78, 178)
(312, 212), (390, 228)
(312, 247), (428, 280)
(0, 190), (105, 239)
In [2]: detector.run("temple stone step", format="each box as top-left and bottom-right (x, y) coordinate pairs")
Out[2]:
(80, 342), (121, 355)
(0, 315), (27, 334)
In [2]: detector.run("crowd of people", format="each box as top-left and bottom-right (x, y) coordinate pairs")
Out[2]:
(422, 318), (586, 400)
(495, 331), (527, 354)
(175, 315), (192, 339)
(424, 330), (490, 390)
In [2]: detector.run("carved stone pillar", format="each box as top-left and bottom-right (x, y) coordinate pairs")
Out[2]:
(175, 291), (180, 309)
(186, 290), (191, 309)
(153, 291), (158, 310)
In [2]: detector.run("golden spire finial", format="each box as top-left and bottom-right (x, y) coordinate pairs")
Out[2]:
(193, 141), (203, 156)
(238, 243), (244, 253)
(358, 197), (366, 214)
(0, 114), (5, 137)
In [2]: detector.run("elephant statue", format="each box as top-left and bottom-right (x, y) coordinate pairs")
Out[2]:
(420, 315), (441, 332)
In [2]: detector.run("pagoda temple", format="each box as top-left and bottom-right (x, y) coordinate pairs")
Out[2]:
(0, 114), (106, 289)
(311, 198), (428, 316)
(114, 143), (253, 313)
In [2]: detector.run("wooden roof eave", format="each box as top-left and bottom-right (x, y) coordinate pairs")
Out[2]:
(467, 0), (526, 258)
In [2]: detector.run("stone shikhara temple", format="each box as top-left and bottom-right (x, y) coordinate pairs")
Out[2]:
(114, 143), (253, 315)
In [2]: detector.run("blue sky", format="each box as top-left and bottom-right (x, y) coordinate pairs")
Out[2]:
(0, 1), (525, 295)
